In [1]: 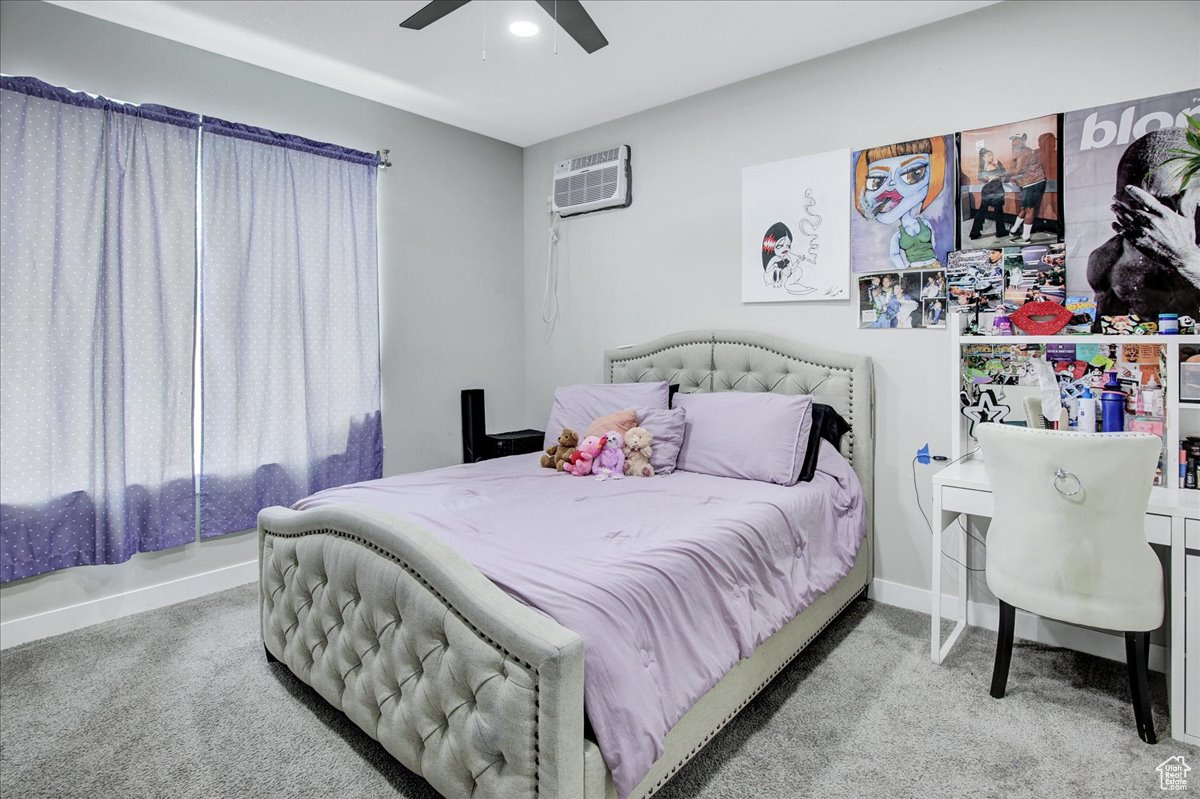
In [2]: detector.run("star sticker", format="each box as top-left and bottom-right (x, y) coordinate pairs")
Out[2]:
(961, 388), (1010, 439)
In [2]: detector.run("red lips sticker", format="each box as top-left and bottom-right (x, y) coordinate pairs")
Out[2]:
(1010, 301), (1072, 335)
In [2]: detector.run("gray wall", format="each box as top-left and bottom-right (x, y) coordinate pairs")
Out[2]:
(0, 0), (526, 632)
(521, 0), (1200, 596)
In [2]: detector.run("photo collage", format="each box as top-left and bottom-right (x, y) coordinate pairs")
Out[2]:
(857, 269), (946, 328)
(961, 340), (1168, 481)
(835, 88), (1199, 331)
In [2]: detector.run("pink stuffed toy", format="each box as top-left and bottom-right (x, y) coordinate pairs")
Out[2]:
(593, 430), (626, 481)
(566, 435), (605, 476)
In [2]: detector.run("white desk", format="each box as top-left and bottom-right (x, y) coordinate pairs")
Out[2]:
(930, 457), (1200, 745)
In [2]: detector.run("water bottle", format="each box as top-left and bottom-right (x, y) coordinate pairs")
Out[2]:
(1100, 372), (1126, 433)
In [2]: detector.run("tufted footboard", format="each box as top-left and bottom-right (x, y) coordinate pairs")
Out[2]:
(258, 504), (586, 799)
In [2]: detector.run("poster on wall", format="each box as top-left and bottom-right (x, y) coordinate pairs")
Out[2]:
(857, 268), (946, 329)
(850, 134), (956, 273)
(741, 149), (850, 303)
(1063, 88), (1200, 328)
(958, 114), (1062, 249)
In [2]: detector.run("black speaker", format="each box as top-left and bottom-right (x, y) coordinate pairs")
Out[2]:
(461, 389), (486, 463)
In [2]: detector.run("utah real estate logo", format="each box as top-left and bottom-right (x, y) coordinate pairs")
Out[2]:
(1157, 755), (1190, 791)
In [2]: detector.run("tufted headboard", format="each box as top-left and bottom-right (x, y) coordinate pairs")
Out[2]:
(605, 330), (874, 546)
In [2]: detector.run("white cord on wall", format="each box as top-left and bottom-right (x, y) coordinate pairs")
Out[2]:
(542, 210), (561, 328)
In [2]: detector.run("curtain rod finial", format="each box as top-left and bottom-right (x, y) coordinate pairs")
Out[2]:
(376, 148), (391, 169)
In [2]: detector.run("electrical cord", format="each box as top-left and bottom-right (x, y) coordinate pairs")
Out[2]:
(541, 211), (561, 328)
(911, 449), (986, 572)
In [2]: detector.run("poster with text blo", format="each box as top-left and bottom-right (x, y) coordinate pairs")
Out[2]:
(1063, 89), (1200, 327)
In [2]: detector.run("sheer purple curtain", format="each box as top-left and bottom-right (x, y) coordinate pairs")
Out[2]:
(198, 118), (382, 538)
(0, 78), (199, 582)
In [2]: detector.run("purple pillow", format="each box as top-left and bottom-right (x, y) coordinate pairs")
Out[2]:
(672, 392), (813, 485)
(634, 406), (687, 475)
(544, 382), (669, 449)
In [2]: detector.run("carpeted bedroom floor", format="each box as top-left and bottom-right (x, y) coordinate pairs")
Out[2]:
(1, 587), (1193, 799)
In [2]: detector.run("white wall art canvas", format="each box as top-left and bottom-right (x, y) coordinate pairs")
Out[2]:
(741, 149), (850, 303)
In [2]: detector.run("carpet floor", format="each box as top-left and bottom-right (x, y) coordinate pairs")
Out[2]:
(1, 586), (1194, 798)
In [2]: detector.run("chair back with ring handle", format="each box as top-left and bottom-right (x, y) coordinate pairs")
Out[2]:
(975, 423), (1163, 632)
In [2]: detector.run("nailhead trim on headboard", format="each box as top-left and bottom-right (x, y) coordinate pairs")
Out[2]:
(608, 334), (860, 462)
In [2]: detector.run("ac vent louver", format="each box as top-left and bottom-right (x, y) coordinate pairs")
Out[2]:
(552, 145), (631, 217)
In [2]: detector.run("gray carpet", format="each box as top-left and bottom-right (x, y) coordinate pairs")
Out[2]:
(1, 587), (1194, 799)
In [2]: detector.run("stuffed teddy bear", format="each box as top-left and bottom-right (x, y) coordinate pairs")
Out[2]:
(622, 426), (654, 477)
(593, 430), (626, 481)
(566, 435), (605, 476)
(541, 427), (579, 470)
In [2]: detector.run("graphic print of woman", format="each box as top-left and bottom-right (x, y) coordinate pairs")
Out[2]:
(854, 137), (947, 269)
(761, 221), (816, 296)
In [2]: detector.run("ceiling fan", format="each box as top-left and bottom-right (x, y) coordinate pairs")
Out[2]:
(399, 0), (609, 54)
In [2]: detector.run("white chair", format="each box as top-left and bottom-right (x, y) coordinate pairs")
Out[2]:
(975, 423), (1164, 744)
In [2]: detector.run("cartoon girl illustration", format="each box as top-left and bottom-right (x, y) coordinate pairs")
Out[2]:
(761, 222), (815, 295)
(854, 137), (948, 269)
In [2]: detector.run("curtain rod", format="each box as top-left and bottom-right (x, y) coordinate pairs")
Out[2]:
(377, 149), (392, 170)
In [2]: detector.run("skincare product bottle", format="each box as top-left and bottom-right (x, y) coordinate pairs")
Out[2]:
(1077, 386), (1097, 432)
(1143, 376), (1163, 417)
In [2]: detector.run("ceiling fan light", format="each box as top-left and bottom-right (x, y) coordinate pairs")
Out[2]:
(508, 20), (540, 37)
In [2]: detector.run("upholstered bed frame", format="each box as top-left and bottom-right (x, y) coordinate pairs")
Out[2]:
(258, 330), (874, 799)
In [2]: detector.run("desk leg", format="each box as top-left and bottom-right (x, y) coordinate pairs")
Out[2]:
(1170, 516), (1185, 742)
(931, 488), (942, 663)
(931, 487), (969, 665)
(958, 516), (969, 629)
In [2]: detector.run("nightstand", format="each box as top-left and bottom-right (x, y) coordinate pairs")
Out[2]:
(484, 429), (545, 460)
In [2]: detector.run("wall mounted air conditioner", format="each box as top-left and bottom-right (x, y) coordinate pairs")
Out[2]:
(552, 145), (631, 217)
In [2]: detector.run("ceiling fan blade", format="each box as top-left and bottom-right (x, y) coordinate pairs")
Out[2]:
(399, 0), (472, 30)
(535, 0), (608, 54)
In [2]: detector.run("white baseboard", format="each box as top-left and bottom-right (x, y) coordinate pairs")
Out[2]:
(0, 559), (257, 650)
(871, 577), (1168, 673)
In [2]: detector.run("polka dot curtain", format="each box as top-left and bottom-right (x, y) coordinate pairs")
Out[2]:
(0, 78), (200, 582)
(198, 118), (382, 539)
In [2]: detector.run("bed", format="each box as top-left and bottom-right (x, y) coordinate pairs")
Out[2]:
(258, 329), (875, 799)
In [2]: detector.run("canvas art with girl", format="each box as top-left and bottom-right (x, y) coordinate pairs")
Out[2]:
(850, 134), (955, 273)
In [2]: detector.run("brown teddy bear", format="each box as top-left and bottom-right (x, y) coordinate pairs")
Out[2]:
(541, 428), (579, 471)
(622, 426), (654, 477)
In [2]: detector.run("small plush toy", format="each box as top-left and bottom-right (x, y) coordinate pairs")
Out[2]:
(541, 427), (579, 470)
(566, 435), (605, 476)
(593, 430), (626, 481)
(622, 426), (654, 477)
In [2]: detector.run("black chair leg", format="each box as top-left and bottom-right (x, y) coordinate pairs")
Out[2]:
(1125, 631), (1157, 744)
(264, 644), (279, 664)
(990, 600), (1016, 699)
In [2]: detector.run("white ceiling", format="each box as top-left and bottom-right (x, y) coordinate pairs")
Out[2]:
(48, 0), (998, 146)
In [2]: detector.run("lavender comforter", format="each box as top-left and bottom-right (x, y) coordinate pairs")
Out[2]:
(295, 439), (865, 798)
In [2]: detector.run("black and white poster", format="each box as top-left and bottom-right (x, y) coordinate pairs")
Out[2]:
(741, 149), (850, 303)
(1064, 89), (1200, 328)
